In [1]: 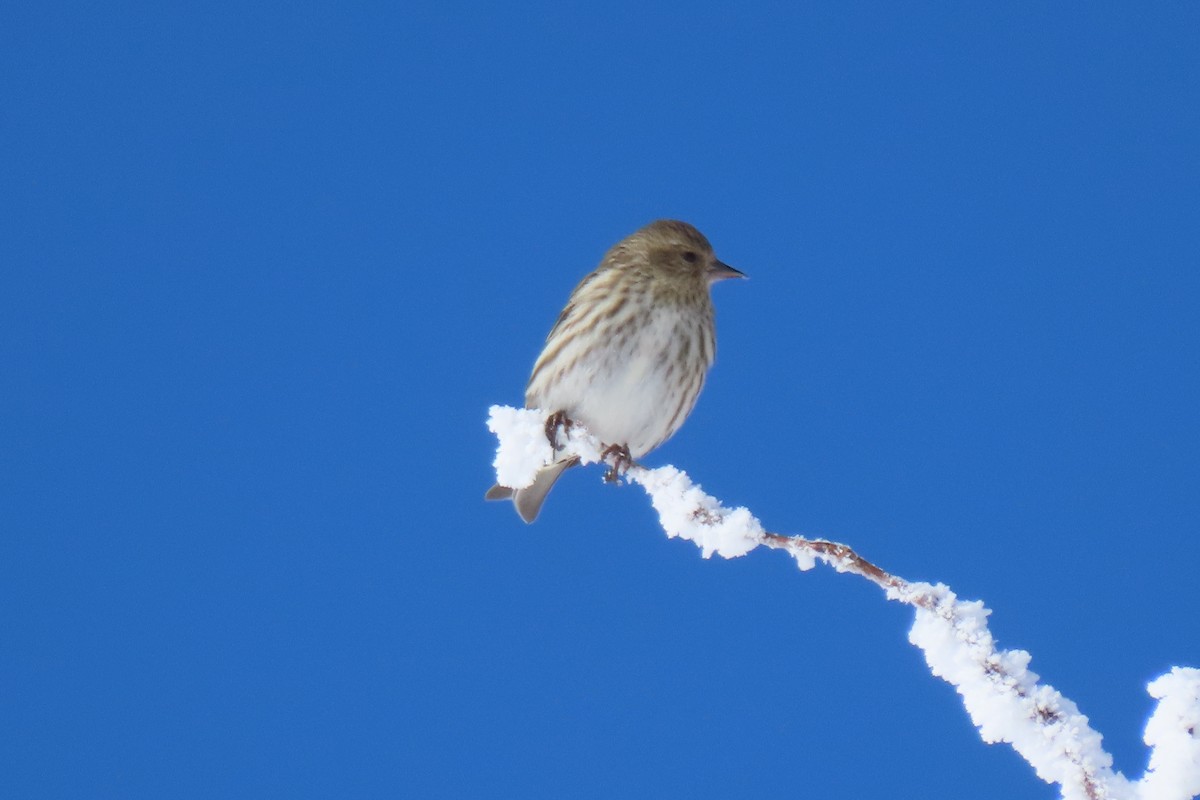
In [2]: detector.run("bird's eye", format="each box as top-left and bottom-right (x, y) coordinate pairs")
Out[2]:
(682, 251), (698, 263)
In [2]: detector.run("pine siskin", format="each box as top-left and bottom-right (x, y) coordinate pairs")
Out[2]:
(487, 219), (745, 523)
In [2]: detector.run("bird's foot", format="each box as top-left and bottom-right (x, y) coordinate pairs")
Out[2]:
(602, 443), (633, 483)
(544, 410), (574, 452)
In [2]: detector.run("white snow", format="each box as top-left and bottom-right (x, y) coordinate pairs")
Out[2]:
(907, 583), (1130, 800)
(486, 406), (555, 490)
(486, 405), (1200, 800)
(1140, 667), (1200, 800)
(630, 464), (762, 559)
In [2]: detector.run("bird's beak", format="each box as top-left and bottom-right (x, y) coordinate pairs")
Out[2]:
(708, 260), (747, 282)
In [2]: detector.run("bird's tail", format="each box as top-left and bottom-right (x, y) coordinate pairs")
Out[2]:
(485, 457), (579, 523)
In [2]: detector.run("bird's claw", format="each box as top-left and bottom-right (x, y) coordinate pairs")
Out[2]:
(544, 411), (574, 452)
(602, 444), (633, 483)
(544, 414), (630, 482)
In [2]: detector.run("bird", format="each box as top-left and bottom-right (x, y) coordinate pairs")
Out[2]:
(486, 219), (744, 522)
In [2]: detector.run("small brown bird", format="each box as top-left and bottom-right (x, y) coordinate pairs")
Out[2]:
(487, 220), (745, 522)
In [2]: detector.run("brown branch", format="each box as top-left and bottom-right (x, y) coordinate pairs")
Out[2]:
(758, 531), (928, 606)
(492, 407), (1200, 800)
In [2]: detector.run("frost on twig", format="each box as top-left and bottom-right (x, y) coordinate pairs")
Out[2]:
(487, 406), (1200, 800)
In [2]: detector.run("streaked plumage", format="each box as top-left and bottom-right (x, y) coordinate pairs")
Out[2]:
(487, 220), (744, 522)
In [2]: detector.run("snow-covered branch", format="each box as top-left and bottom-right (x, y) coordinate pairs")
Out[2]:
(488, 406), (1200, 800)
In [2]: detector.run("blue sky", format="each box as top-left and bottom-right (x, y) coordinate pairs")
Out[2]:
(4, 2), (1199, 797)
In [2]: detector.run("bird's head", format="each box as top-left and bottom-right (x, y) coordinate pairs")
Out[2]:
(620, 220), (746, 284)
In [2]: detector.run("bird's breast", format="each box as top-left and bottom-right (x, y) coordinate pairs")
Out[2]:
(527, 301), (714, 457)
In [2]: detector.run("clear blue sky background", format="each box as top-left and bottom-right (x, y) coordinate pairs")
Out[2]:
(4, 3), (1199, 798)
